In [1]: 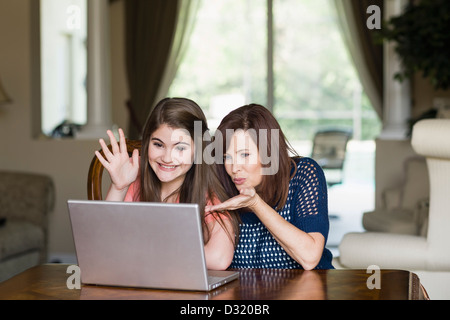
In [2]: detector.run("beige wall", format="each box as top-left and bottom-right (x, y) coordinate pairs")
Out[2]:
(0, 0), (128, 260)
(412, 74), (450, 118)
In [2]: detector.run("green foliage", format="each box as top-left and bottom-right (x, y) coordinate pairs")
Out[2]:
(377, 0), (450, 90)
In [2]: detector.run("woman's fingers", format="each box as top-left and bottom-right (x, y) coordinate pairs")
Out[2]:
(240, 188), (256, 197)
(107, 129), (120, 154)
(131, 148), (140, 168)
(98, 129), (129, 163)
(98, 138), (114, 162)
(95, 150), (110, 169)
(118, 128), (127, 154)
(206, 203), (226, 212)
(207, 187), (258, 213)
(208, 195), (246, 212)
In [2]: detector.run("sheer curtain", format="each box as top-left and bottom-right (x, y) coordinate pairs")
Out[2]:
(125, 0), (199, 139)
(333, 0), (384, 119)
(155, 0), (201, 104)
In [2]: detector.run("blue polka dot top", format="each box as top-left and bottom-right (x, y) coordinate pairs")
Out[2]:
(230, 157), (334, 269)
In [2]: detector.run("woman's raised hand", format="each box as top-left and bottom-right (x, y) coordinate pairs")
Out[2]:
(205, 187), (260, 213)
(95, 128), (140, 193)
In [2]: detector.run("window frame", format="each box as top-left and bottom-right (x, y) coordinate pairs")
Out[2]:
(32, 0), (112, 140)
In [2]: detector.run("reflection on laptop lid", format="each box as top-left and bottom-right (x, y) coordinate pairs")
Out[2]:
(67, 200), (238, 291)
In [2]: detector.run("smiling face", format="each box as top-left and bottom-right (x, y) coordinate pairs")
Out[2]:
(148, 124), (194, 194)
(224, 130), (263, 191)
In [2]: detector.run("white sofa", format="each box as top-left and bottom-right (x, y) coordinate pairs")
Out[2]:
(334, 119), (450, 299)
(362, 156), (429, 236)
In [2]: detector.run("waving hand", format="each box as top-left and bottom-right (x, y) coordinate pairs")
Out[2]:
(95, 128), (139, 200)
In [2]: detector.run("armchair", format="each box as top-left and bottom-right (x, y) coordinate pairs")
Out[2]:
(311, 129), (352, 187)
(335, 119), (450, 299)
(362, 156), (429, 236)
(0, 171), (54, 282)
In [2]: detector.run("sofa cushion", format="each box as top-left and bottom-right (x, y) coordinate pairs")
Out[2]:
(0, 171), (54, 227)
(338, 232), (428, 270)
(0, 220), (44, 261)
(363, 208), (419, 235)
(401, 158), (429, 211)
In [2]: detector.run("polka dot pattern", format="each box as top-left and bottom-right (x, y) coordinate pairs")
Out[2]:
(230, 157), (334, 269)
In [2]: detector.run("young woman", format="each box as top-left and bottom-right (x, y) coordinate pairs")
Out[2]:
(206, 104), (334, 270)
(95, 97), (239, 270)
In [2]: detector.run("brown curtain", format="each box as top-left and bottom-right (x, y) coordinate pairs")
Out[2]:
(125, 0), (179, 139)
(351, 0), (384, 117)
(334, 0), (384, 119)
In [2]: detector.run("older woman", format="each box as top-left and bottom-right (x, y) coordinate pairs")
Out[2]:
(206, 104), (333, 270)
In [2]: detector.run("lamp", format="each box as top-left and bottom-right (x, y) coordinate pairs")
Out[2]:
(0, 76), (11, 104)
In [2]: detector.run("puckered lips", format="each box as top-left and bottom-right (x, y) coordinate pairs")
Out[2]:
(233, 177), (246, 185)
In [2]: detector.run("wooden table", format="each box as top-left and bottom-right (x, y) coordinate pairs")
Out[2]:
(0, 264), (426, 301)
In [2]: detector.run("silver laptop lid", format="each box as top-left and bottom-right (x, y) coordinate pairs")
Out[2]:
(68, 200), (211, 291)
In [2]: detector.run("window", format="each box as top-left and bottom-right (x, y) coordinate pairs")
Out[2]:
(169, 0), (267, 130)
(273, 0), (380, 142)
(40, 0), (87, 137)
(169, 0), (381, 142)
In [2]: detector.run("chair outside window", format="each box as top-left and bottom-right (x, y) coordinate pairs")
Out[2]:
(311, 129), (352, 187)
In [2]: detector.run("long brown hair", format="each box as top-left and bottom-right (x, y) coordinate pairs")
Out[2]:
(216, 104), (298, 211)
(137, 98), (239, 244)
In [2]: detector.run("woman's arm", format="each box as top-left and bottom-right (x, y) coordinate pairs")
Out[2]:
(203, 217), (236, 270)
(206, 188), (324, 270)
(247, 193), (325, 270)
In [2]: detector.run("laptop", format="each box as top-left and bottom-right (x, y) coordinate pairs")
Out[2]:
(67, 200), (239, 291)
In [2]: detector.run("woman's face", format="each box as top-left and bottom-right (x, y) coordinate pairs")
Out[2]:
(148, 124), (194, 189)
(224, 130), (263, 191)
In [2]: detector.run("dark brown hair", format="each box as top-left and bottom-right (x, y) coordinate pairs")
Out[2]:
(137, 97), (239, 244)
(216, 104), (298, 211)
